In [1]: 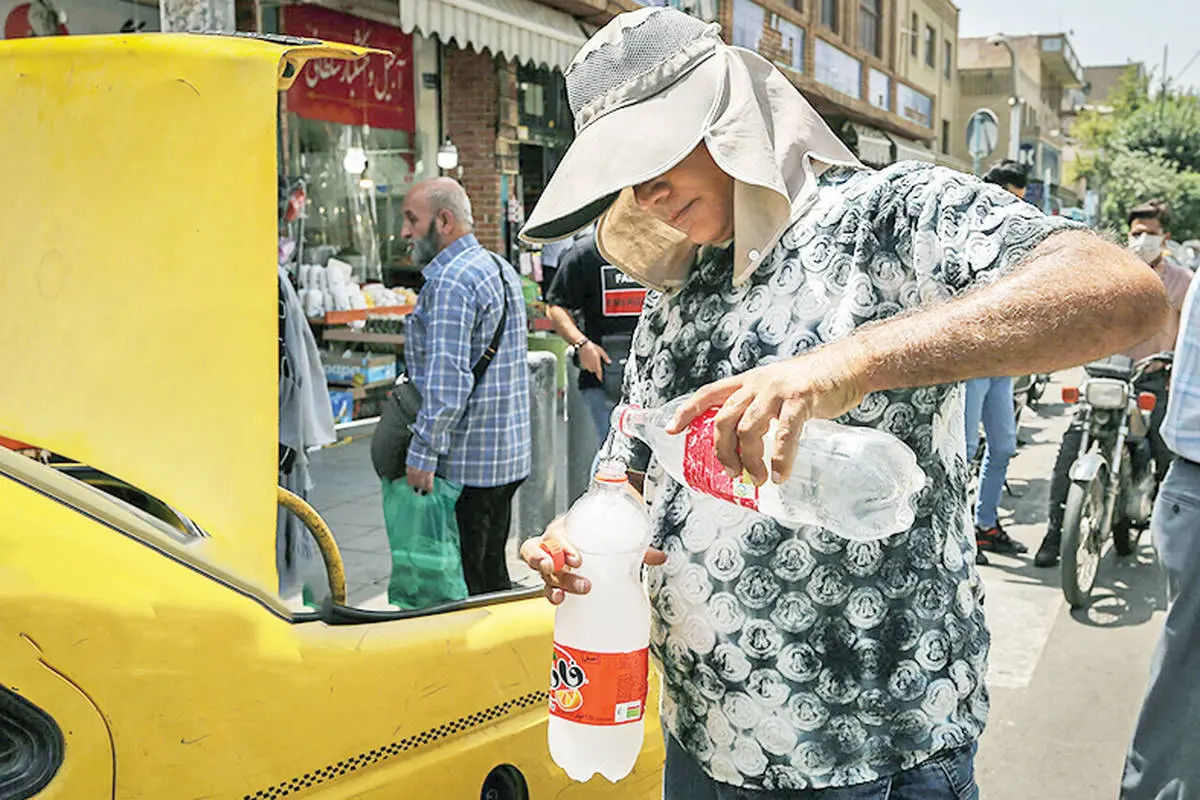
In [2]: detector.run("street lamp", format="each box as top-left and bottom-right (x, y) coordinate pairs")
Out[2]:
(436, 138), (459, 172)
(987, 34), (1022, 163)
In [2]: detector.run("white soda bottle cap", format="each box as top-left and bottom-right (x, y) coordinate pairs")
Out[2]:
(594, 460), (628, 484)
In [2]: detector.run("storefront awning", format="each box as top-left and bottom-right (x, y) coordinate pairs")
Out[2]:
(890, 134), (937, 164)
(852, 124), (892, 168)
(399, 0), (587, 72)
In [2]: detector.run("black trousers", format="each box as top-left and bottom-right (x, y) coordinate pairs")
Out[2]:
(455, 479), (524, 596)
(1047, 372), (1171, 538)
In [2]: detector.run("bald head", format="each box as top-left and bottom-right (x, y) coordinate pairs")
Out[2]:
(401, 177), (475, 266)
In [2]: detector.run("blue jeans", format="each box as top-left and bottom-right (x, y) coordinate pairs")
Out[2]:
(581, 387), (614, 441)
(964, 376), (1017, 529)
(663, 735), (979, 799)
(1122, 459), (1200, 799)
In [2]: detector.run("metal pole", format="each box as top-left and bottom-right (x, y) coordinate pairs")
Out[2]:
(1000, 39), (1022, 163)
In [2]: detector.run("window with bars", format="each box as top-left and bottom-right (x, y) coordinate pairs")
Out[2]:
(910, 13), (918, 57)
(821, 0), (839, 33)
(924, 25), (935, 67)
(858, 0), (880, 57)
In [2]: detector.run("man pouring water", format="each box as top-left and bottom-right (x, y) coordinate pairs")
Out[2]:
(519, 8), (1168, 796)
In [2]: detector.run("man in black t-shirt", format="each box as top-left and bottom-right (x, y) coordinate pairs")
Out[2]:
(545, 227), (646, 439)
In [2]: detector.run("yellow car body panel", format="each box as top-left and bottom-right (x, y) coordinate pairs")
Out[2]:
(0, 33), (372, 593)
(0, 34), (663, 799)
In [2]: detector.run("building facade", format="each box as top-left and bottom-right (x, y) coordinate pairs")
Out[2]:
(891, 0), (963, 169)
(955, 33), (1083, 206)
(712, 0), (941, 168)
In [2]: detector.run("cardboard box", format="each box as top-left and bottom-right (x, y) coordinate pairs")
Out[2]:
(323, 352), (397, 387)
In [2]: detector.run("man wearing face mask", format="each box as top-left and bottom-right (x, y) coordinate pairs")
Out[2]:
(1035, 200), (1193, 567)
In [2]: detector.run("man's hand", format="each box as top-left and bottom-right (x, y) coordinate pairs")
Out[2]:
(578, 341), (612, 381)
(667, 340), (870, 486)
(406, 466), (434, 495)
(520, 516), (666, 605)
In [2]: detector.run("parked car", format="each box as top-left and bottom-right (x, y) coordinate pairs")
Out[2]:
(0, 33), (662, 799)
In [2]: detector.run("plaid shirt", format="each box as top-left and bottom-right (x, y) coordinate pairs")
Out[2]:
(405, 234), (531, 487)
(1163, 276), (1200, 463)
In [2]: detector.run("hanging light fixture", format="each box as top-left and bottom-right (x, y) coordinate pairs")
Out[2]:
(436, 138), (459, 171)
(343, 146), (367, 174)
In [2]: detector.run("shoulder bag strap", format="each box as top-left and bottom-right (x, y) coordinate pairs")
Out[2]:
(471, 254), (510, 384)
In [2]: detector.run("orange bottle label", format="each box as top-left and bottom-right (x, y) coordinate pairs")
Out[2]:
(549, 642), (648, 726)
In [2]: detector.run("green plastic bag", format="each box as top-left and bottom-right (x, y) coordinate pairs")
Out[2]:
(381, 477), (468, 610)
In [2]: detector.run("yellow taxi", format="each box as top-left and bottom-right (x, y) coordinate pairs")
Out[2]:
(0, 32), (662, 799)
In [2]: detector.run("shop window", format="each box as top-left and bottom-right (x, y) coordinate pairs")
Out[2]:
(282, 6), (420, 279)
(815, 39), (862, 99)
(868, 68), (891, 110)
(924, 25), (935, 68)
(858, 0), (880, 58)
(288, 120), (418, 278)
(731, 0), (765, 51)
(897, 83), (934, 128)
(773, 16), (805, 73)
(0, 686), (64, 799)
(820, 0), (839, 33)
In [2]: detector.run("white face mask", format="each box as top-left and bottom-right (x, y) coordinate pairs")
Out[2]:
(1129, 232), (1164, 264)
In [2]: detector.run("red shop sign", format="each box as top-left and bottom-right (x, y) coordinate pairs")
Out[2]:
(283, 5), (415, 132)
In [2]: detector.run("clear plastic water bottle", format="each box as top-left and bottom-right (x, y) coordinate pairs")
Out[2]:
(540, 460), (651, 783)
(614, 395), (925, 540)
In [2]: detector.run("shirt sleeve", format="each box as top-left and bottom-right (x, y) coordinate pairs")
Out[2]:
(407, 276), (478, 474)
(881, 165), (1084, 298)
(544, 245), (585, 311)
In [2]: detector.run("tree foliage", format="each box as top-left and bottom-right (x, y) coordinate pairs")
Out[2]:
(1070, 69), (1200, 239)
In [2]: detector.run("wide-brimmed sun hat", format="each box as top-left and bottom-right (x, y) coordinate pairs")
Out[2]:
(520, 6), (862, 290)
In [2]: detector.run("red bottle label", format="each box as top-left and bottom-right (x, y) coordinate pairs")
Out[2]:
(549, 642), (648, 726)
(682, 407), (760, 510)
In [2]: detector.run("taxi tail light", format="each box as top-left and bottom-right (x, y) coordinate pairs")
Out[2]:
(1062, 386), (1080, 404)
(1138, 392), (1157, 412)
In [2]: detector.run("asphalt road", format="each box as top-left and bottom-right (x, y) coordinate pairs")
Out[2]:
(973, 369), (1167, 799)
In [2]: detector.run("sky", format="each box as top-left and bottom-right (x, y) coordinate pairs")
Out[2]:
(955, 0), (1200, 93)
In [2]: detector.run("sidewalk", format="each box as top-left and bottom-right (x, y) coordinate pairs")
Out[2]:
(305, 437), (540, 608)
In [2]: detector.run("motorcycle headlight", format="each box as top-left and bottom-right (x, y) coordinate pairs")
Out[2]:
(1085, 378), (1129, 410)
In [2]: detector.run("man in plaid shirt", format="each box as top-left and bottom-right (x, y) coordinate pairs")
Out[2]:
(401, 177), (531, 595)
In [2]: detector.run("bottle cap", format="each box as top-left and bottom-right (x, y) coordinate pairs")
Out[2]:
(539, 539), (567, 572)
(594, 459), (628, 484)
(614, 404), (641, 436)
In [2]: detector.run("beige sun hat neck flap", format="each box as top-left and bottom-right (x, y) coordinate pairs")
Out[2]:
(521, 7), (862, 291)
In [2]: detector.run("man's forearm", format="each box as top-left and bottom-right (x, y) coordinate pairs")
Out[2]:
(547, 305), (586, 346)
(849, 231), (1171, 395)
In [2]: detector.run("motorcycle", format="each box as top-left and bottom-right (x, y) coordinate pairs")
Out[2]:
(1057, 352), (1173, 608)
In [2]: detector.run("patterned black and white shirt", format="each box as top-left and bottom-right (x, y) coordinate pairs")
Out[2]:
(608, 162), (1080, 790)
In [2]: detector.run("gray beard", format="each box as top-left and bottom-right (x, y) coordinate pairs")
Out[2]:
(410, 225), (443, 268)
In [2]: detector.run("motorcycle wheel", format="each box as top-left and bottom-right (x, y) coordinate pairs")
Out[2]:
(1061, 478), (1106, 609)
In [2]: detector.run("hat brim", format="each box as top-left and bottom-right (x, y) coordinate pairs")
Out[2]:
(520, 51), (725, 243)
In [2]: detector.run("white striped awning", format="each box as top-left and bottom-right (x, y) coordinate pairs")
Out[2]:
(851, 124), (892, 168)
(890, 134), (937, 164)
(398, 0), (587, 72)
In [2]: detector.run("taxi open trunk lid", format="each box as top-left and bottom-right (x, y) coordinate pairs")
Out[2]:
(0, 32), (372, 593)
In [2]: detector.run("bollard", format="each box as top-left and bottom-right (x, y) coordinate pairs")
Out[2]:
(512, 351), (559, 543)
